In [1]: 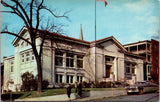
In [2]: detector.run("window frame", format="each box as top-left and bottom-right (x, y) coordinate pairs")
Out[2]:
(56, 74), (63, 83)
(125, 63), (136, 74)
(66, 54), (74, 68)
(66, 75), (74, 83)
(77, 55), (83, 68)
(11, 61), (14, 72)
(55, 52), (63, 66)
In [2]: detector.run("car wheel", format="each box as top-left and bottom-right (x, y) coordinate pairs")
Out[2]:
(127, 92), (131, 95)
(139, 89), (143, 95)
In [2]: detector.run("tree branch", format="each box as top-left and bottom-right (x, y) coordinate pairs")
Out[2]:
(11, 0), (31, 26)
(1, 0), (30, 27)
(42, 7), (69, 19)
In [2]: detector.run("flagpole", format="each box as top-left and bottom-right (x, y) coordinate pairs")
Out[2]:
(95, 0), (97, 83)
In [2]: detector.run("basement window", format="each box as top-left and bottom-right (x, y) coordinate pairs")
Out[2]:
(67, 75), (73, 83)
(77, 76), (83, 82)
(56, 74), (63, 83)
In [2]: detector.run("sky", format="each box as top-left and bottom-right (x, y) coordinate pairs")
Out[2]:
(0, 0), (159, 61)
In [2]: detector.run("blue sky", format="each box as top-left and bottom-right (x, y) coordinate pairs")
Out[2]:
(1, 0), (159, 61)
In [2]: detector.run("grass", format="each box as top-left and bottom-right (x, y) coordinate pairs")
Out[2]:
(5, 88), (125, 99)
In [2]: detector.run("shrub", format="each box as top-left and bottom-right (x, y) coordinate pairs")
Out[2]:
(21, 72), (49, 91)
(21, 72), (37, 91)
(57, 83), (68, 88)
(114, 81), (129, 88)
(42, 80), (49, 89)
(82, 81), (92, 88)
(94, 81), (112, 88)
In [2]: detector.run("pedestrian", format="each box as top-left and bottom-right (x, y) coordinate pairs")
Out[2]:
(67, 84), (72, 100)
(77, 81), (82, 98)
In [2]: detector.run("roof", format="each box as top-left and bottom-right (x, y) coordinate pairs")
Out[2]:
(11, 27), (143, 59)
(38, 29), (90, 46)
(123, 40), (151, 47)
(124, 51), (145, 59)
(12, 26), (28, 46)
(12, 26), (90, 46)
(91, 36), (127, 52)
(3, 55), (14, 61)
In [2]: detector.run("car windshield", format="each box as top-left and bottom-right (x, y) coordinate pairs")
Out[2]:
(135, 82), (145, 85)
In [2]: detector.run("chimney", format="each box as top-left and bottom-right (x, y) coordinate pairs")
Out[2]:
(79, 24), (83, 40)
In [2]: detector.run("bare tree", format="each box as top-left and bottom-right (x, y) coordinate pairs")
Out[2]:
(1, 0), (69, 93)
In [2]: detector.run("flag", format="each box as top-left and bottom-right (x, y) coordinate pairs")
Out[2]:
(96, 0), (108, 7)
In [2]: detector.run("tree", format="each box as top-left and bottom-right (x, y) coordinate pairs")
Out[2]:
(1, 0), (69, 93)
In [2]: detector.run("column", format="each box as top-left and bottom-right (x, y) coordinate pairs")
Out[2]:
(63, 53), (66, 68)
(74, 73), (77, 83)
(146, 43), (148, 62)
(51, 48), (55, 85)
(74, 55), (77, 68)
(114, 57), (118, 81)
(137, 45), (139, 54)
(103, 55), (106, 77)
(63, 72), (67, 83)
(128, 47), (130, 52)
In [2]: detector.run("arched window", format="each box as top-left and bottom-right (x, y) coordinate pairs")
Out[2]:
(21, 41), (24, 47)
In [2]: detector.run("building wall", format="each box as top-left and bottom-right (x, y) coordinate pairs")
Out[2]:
(124, 41), (152, 81)
(3, 56), (15, 91)
(99, 41), (125, 81)
(151, 39), (159, 83)
(124, 55), (144, 84)
(3, 31), (42, 91)
(2, 30), (145, 91)
(42, 39), (90, 86)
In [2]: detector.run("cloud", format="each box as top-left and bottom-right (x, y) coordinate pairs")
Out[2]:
(124, 0), (155, 13)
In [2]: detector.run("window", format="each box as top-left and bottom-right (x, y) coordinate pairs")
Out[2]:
(55, 52), (63, 66)
(105, 56), (114, 63)
(66, 54), (74, 67)
(147, 66), (151, 75)
(66, 75), (73, 83)
(126, 63), (130, 73)
(56, 74), (63, 83)
(21, 54), (25, 63)
(26, 52), (30, 62)
(77, 55), (83, 68)
(148, 55), (151, 62)
(125, 63), (135, 74)
(21, 41), (24, 47)
(32, 52), (34, 60)
(11, 62), (14, 72)
(131, 65), (135, 74)
(77, 76), (83, 82)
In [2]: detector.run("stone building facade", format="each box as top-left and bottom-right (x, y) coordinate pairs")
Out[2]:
(124, 39), (159, 82)
(3, 27), (144, 92)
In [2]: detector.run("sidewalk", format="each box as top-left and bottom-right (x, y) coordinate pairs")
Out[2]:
(15, 90), (127, 101)
(74, 90), (127, 101)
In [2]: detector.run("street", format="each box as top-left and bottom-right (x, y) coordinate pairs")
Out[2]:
(92, 93), (159, 102)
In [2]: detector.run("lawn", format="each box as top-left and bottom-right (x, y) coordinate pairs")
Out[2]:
(1, 88), (125, 100)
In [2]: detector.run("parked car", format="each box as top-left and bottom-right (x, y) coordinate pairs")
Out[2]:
(125, 81), (159, 95)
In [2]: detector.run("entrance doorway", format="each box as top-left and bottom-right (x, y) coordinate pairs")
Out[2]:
(106, 65), (111, 78)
